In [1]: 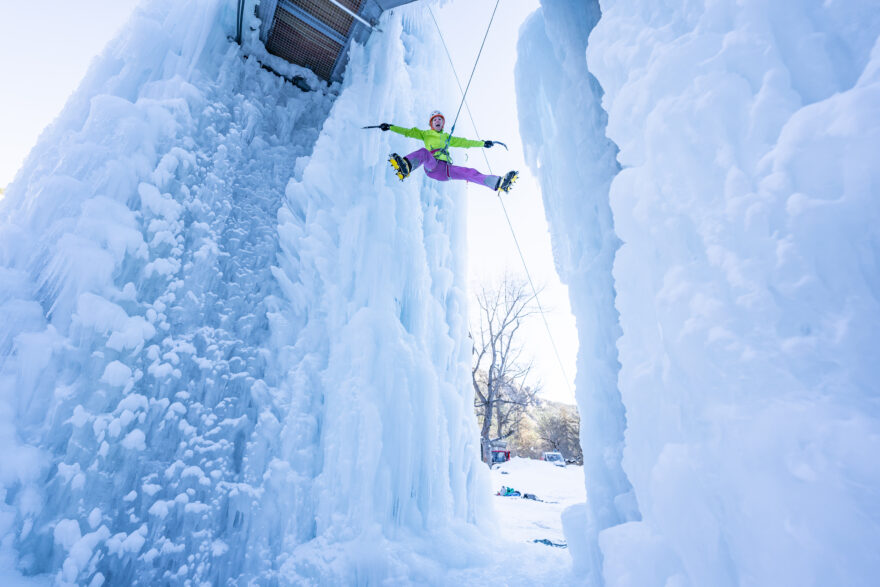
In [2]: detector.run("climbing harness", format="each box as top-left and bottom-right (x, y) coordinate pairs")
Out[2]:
(428, 4), (575, 397)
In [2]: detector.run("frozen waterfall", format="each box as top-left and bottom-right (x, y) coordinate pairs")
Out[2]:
(517, 0), (880, 585)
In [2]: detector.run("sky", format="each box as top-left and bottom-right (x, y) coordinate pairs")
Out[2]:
(0, 0), (578, 404)
(433, 0), (578, 404)
(0, 0), (142, 189)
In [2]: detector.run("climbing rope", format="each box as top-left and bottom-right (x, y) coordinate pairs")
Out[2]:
(439, 0), (501, 163)
(428, 6), (575, 398)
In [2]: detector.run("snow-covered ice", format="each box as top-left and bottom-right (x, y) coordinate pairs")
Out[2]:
(516, 2), (637, 582)
(0, 0), (494, 584)
(519, 0), (880, 585)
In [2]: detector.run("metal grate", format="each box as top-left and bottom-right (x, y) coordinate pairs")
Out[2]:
(288, 0), (363, 36)
(265, 0), (365, 81)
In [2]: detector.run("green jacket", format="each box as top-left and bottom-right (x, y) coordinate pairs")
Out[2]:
(389, 125), (483, 162)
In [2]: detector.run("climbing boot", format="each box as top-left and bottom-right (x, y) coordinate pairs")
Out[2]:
(389, 153), (412, 181)
(496, 170), (519, 193)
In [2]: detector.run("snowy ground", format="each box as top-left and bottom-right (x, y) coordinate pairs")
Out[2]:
(490, 457), (585, 547)
(440, 458), (584, 586)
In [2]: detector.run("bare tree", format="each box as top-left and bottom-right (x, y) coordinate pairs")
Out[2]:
(471, 274), (542, 464)
(536, 404), (583, 464)
(492, 379), (538, 443)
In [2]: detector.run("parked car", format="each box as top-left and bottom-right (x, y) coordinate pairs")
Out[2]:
(491, 449), (511, 464)
(542, 451), (565, 467)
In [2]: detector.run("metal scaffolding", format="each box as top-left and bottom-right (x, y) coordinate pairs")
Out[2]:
(239, 0), (419, 85)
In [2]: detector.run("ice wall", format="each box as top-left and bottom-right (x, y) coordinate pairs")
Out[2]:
(0, 0), (488, 584)
(257, 7), (492, 583)
(520, 0), (880, 585)
(514, 2), (637, 583)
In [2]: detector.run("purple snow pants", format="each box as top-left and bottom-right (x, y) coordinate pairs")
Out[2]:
(406, 148), (499, 189)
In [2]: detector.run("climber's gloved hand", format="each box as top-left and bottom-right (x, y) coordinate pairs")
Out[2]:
(484, 140), (495, 148)
(379, 123), (391, 131)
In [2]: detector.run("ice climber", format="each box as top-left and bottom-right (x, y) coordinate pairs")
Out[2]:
(375, 111), (518, 192)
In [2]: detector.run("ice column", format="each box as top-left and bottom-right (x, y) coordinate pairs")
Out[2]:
(515, 1), (638, 583)
(587, 0), (880, 585)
